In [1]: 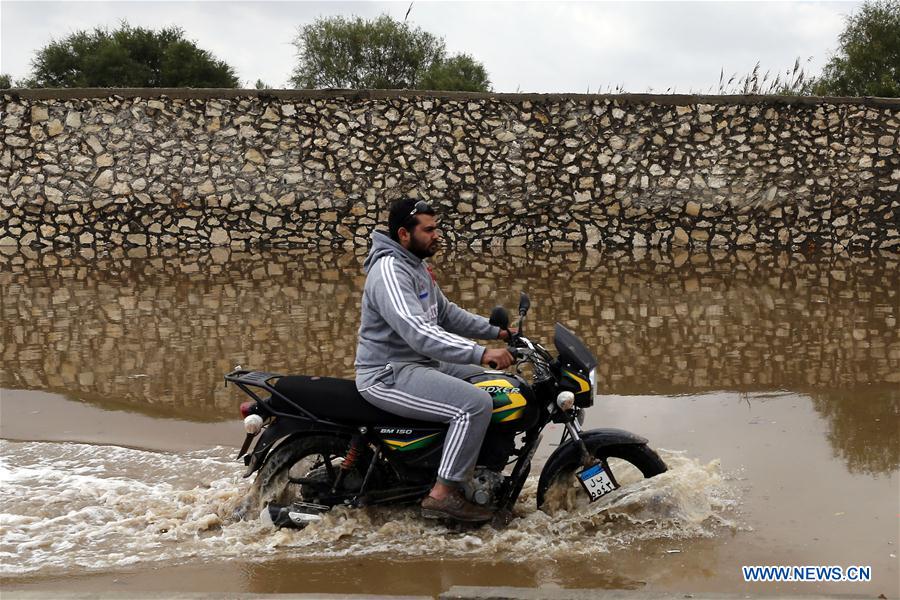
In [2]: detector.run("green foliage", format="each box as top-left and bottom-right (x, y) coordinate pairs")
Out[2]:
(25, 23), (239, 88)
(0, 74), (11, 89)
(420, 54), (491, 92)
(813, 0), (900, 97)
(291, 14), (490, 91)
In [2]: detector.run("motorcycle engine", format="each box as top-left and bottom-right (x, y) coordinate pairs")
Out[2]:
(463, 467), (505, 508)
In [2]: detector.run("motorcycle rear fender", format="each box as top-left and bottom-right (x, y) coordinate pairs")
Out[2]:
(539, 427), (648, 480)
(242, 418), (351, 477)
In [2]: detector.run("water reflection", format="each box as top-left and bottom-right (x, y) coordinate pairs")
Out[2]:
(809, 388), (899, 476)
(1, 246), (898, 473)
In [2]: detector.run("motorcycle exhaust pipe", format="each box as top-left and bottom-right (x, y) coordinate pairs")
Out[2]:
(260, 502), (331, 529)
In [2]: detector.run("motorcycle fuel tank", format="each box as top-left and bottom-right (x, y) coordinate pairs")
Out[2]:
(467, 372), (540, 432)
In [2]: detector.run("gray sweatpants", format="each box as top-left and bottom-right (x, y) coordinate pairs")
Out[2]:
(359, 361), (491, 485)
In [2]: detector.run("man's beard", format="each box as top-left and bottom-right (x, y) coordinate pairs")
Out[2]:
(409, 237), (439, 259)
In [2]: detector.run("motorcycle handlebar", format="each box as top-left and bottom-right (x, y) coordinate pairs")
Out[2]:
(487, 346), (521, 370)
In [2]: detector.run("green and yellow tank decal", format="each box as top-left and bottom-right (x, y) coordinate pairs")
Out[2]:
(382, 432), (440, 452)
(562, 370), (590, 393)
(475, 379), (528, 423)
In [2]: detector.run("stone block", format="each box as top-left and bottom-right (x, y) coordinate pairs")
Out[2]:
(94, 170), (114, 190)
(47, 120), (64, 136)
(210, 228), (230, 245)
(31, 106), (49, 122)
(672, 227), (690, 245)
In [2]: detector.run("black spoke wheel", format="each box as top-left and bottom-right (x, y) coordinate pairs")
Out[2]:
(257, 435), (363, 508)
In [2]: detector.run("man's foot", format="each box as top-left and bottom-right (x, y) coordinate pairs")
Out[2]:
(421, 491), (492, 523)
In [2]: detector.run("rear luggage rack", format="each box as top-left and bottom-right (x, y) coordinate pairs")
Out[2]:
(226, 369), (282, 386)
(224, 367), (335, 424)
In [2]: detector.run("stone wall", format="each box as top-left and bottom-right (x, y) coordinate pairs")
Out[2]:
(2, 89), (899, 252)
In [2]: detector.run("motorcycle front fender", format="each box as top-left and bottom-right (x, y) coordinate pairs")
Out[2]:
(538, 428), (648, 482)
(536, 427), (666, 508)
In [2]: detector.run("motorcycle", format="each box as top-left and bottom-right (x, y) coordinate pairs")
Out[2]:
(226, 292), (667, 528)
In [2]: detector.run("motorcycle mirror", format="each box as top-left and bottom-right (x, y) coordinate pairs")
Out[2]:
(489, 306), (510, 330)
(518, 292), (530, 317)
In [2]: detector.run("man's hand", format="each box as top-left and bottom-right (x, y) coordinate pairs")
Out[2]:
(498, 327), (519, 341)
(482, 348), (514, 369)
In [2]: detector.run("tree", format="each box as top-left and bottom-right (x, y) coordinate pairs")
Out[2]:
(291, 14), (490, 91)
(0, 74), (11, 89)
(25, 23), (239, 88)
(420, 54), (491, 92)
(813, 0), (899, 97)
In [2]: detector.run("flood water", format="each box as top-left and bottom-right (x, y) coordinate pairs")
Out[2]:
(1, 245), (898, 597)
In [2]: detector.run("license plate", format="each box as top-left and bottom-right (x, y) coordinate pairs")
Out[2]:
(576, 462), (618, 501)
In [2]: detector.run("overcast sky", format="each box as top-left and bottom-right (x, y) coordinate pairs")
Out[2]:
(1, 1), (861, 93)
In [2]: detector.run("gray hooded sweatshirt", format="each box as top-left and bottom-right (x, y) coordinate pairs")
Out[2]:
(355, 231), (500, 390)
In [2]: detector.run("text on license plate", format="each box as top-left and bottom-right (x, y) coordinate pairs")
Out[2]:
(576, 462), (618, 501)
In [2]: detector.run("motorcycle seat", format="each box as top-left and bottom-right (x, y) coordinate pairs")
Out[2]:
(272, 375), (441, 428)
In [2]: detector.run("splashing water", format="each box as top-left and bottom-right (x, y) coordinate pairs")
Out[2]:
(1, 440), (737, 576)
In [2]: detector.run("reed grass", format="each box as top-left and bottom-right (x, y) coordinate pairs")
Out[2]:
(584, 56), (817, 96)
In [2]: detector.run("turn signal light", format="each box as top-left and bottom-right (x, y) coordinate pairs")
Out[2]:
(244, 414), (264, 434)
(556, 391), (575, 411)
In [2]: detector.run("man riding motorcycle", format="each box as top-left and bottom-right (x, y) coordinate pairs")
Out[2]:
(354, 198), (515, 523)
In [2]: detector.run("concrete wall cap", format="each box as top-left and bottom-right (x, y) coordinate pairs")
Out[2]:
(4, 87), (900, 107)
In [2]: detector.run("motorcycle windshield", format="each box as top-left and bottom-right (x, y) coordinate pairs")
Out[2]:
(554, 323), (598, 371)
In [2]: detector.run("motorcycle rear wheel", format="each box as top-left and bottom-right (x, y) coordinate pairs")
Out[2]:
(256, 434), (363, 508)
(536, 443), (667, 513)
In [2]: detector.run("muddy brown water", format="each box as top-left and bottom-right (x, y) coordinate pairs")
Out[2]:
(1, 246), (898, 597)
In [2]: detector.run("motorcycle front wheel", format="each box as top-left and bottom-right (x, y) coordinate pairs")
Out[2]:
(536, 443), (667, 513)
(255, 434), (366, 508)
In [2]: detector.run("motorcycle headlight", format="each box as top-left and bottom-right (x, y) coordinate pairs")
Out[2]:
(589, 367), (597, 391)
